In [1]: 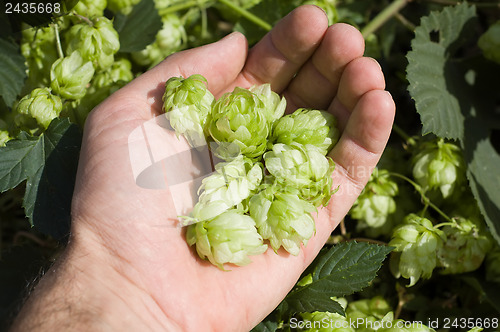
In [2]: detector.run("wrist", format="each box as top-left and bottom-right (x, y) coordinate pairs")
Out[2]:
(9, 227), (177, 331)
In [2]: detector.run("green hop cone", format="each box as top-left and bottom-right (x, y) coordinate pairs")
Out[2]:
(271, 108), (339, 155)
(107, 0), (141, 14)
(249, 182), (317, 255)
(249, 83), (286, 124)
(389, 214), (446, 287)
(350, 168), (398, 229)
(50, 51), (95, 100)
(208, 87), (270, 160)
(345, 296), (392, 323)
(65, 17), (120, 70)
(478, 20), (500, 64)
(188, 155), (263, 223)
(21, 25), (58, 88)
(132, 14), (186, 68)
(73, 0), (107, 18)
(437, 217), (493, 274)
(412, 138), (465, 198)
(162, 74), (214, 147)
(186, 210), (267, 269)
(93, 58), (134, 89)
(15, 87), (62, 129)
(300, 311), (355, 332)
(0, 130), (10, 147)
(263, 143), (335, 207)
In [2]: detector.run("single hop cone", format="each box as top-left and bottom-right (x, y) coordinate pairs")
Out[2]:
(412, 138), (465, 198)
(350, 168), (398, 229)
(270, 108), (339, 155)
(263, 142), (335, 207)
(50, 51), (95, 100)
(15, 87), (62, 129)
(186, 210), (267, 270)
(437, 217), (493, 274)
(300, 310), (355, 332)
(163, 74), (214, 147)
(249, 182), (317, 255)
(389, 214), (446, 287)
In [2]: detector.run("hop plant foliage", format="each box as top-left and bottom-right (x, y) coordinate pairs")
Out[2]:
(478, 20), (500, 64)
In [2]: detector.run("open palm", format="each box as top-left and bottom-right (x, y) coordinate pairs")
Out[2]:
(68, 6), (395, 331)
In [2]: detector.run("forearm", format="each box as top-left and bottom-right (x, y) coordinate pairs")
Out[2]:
(9, 231), (176, 331)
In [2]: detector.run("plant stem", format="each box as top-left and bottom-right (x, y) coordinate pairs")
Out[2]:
(392, 123), (414, 144)
(53, 23), (64, 59)
(361, 0), (409, 38)
(159, 0), (200, 16)
(389, 172), (454, 223)
(218, 0), (272, 31)
(394, 12), (416, 31)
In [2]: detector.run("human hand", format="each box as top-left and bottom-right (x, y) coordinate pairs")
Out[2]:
(11, 5), (394, 332)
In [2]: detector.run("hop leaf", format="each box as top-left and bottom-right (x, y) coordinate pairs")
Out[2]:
(50, 51), (95, 100)
(188, 155), (263, 223)
(15, 87), (63, 129)
(185, 210), (267, 269)
(271, 108), (339, 155)
(437, 217), (493, 274)
(163, 74), (214, 147)
(65, 17), (120, 70)
(249, 183), (316, 255)
(389, 214), (446, 287)
(412, 138), (465, 198)
(478, 20), (500, 64)
(208, 87), (270, 160)
(263, 143), (335, 207)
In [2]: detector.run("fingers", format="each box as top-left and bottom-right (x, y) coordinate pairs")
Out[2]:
(232, 5), (329, 93)
(283, 23), (365, 112)
(330, 89), (395, 189)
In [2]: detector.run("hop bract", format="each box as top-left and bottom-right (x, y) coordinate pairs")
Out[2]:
(65, 17), (120, 70)
(412, 138), (465, 198)
(264, 143), (335, 207)
(389, 214), (446, 287)
(189, 155), (263, 223)
(249, 84), (286, 124)
(163, 75), (214, 147)
(478, 20), (500, 64)
(249, 183), (316, 255)
(185, 210), (267, 269)
(208, 87), (271, 160)
(15, 87), (62, 129)
(437, 217), (493, 274)
(350, 168), (398, 228)
(50, 51), (95, 100)
(271, 108), (339, 155)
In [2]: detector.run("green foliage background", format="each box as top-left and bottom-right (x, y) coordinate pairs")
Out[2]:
(1, 0), (500, 331)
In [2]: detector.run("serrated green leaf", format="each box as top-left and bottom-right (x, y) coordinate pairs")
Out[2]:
(0, 118), (82, 239)
(0, 38), (27, 108)
(115, 0), (162, 53)
(250, 320), (279, 332)
(279, 242), (392, 317)
(463, 121), (500, 244)
(406, 3), (476, 139)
